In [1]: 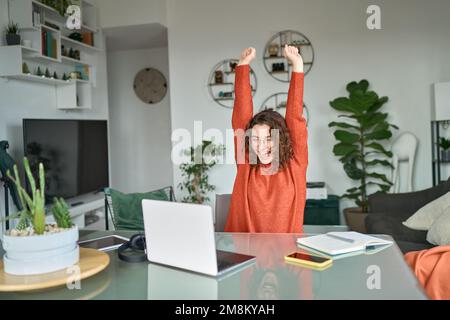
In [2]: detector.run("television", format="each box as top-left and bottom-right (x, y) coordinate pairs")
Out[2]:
(23, 119), (109, 201)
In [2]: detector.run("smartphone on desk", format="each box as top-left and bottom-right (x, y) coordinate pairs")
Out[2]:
(78, 235), (129, 252)
(284, 252), (332, 269)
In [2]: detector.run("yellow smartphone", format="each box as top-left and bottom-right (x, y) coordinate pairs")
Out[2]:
(284, 252), (332, 269)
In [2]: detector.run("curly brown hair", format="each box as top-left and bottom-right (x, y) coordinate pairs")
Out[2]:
(245, 109), (294, 169)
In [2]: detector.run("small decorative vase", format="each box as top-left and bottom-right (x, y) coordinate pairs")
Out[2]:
(214, 70), (223, 84)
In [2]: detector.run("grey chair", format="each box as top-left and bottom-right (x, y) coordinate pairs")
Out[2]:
(366, 177), (450, 253)
(215, 194), (231, 232)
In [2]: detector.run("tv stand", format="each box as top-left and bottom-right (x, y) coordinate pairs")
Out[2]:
(46, 192), (104, 229)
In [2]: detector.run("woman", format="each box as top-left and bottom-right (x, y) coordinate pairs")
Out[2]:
(224, 45), (308, 233)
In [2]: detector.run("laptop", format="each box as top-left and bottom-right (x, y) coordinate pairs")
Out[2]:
(141, 199), (256, 277)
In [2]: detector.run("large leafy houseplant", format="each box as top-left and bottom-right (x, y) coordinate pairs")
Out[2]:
(179, 140), (224, 204)
(329, 80), (398, 213)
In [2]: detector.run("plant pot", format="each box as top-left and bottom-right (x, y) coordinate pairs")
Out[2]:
(344, 207), (368, 233)
(441, 149), (450, 162)
(1, 226), (79, 275)
(6, 34), (21, 46)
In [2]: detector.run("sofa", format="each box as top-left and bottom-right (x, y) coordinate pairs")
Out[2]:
(365, 178), (450, 254)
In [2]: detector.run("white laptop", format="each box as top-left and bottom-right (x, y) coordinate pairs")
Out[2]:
(142, 199), (256, 277)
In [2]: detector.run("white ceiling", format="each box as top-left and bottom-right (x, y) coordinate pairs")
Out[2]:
(104, 23), (168, 52)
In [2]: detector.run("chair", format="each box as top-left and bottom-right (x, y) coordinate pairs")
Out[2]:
(104, 186), (176, 231)
(366, 177), (450, 253)
(390, 132), (418, 193)
(215, 194), (231, 232)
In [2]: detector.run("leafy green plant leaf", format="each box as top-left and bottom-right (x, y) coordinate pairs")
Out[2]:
(334, 130), (360, 144)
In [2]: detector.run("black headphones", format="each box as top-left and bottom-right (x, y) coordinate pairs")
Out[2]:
(118, 234), (147, 263)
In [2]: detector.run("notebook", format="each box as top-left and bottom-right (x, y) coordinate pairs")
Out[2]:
(297, 232), (393, 256)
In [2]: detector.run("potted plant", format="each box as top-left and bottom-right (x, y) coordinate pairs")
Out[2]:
(439, 137), (450, 162)
(5, 21), (20, 46)
(178, 140), (224, 204)
(1, 157), (78, 276)
(329, 80), (398, 232)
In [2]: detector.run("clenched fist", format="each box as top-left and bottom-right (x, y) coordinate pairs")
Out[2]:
(283, 45), (304, 73)
(238, 47), (256, 66)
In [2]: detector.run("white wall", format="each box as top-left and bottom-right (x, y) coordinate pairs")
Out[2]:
(0, 0), (110, 232)
(96, 0), (167, 28)
(166, 0), (450, 211)
(107, 47), (173, 193)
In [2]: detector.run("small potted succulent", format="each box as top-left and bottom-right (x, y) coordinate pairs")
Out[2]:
(439, 137), (450, 162)
(1, 158), (79, 276)
(5, 21), (20, 46)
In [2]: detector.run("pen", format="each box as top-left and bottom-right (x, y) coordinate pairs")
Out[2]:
(326, 234), (355, 243)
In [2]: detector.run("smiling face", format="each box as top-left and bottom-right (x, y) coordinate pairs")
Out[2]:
(251, 124), (274, 165)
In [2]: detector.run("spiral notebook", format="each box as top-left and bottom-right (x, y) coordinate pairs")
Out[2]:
(297, 232), (393, 256)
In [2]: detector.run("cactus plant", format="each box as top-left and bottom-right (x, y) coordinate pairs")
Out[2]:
(6, 157), (73, 235)
(51, 197), (73, 228)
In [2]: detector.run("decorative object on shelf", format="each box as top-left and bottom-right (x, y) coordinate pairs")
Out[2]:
(229, 62), (237, 72)
(53, 71), (59, 80)
(73, 49), (80, 60)
(263, 30), (315, 82)
(70, 71), (82, 80)
(81, 32), (94, 46)
(259, 92), (310, 126)
(62, 73), (68, 81)
(329, 79), (398, 231)
(44, 68), (51, 78)
(272, 62), (285, 72)
(133, 68), (168, 104)
(214, 70), (224, 84)
(439, 137), (450, 162)
(68, 32), (83, 43)
(22, 63), (31, 75)
(1, 157), (78, 276)
(208, 59), (257, 109)
(178, 140), (224, 204)
(61, 45), (67, 57)
(5, 21), (20, 46)
(268, 43), (279, 57)
(35, 66), (44, 77)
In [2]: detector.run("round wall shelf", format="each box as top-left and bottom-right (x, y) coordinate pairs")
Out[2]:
(259, 92), (310, 126)
(263, 30), (314, 82)
(208, 59), (257, 109)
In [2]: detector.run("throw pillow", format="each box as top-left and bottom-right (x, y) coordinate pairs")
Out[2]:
(427, 209), (450, 245)
(402, 192), (450, 231)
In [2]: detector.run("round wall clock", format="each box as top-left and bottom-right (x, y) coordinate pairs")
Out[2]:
(133, 68), (167, 104)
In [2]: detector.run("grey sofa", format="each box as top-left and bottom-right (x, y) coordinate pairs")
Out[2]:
(366, 178), (450, 253)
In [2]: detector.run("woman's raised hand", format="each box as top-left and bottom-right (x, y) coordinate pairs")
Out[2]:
(238, 47), (256, 66)
(283, 45), (304, 73)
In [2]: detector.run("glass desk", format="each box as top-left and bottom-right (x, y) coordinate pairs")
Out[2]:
(0, 230), (427, 300)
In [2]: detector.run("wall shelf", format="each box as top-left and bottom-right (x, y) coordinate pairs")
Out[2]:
(3, 0), (102, 110)
(263, 30), (315, 82)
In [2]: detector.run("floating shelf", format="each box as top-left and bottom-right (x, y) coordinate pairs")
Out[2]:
(61, 36), (102, 51)
(208, 82), (234, 86)
(5, 73), (73, 86)
(31, 0), (58, 14)
(61, 56), (92, 67)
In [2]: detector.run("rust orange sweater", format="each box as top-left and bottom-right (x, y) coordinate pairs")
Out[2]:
(225, 64), (308, 233)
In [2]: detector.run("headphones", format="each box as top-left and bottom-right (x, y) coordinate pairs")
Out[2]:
(118, 234), (147, 263)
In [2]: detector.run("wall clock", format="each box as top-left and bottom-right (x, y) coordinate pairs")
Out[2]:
(133, 68), (167, 104)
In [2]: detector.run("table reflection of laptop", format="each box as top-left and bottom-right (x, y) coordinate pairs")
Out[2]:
(142, 200), (256, 277)
(147, 264), (241, 300)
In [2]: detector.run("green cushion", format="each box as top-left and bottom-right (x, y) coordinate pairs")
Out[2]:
(108, 188), (169, 231)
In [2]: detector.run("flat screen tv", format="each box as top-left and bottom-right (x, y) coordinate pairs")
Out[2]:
(23, 119), (109, 201)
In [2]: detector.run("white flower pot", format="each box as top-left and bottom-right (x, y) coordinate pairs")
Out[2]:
(1, 226), (79, 275)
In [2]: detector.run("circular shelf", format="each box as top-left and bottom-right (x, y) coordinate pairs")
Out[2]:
(263, 30), (314, 82)
(208, 59), (257, 109)
(259, 92), (310, 126)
